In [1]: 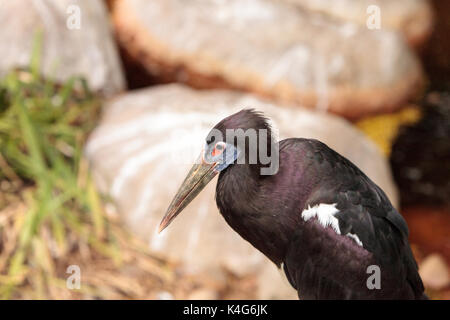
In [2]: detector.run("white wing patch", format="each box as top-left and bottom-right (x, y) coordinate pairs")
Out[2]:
(301, 203), (341, 234)
(345, 233), (363, 247)
(301, 203), (364, 247)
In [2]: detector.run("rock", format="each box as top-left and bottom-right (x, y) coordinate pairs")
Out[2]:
(419, 254), (450, 290)
(187, 288), (219, 300)
(85, 84), (399, 298)
(283, 0), (433, 48)
(156, 291), (174, 300)
(111, 0), (423, 120)
(0, 0), (125, 97)
(258, 263), (298, 299)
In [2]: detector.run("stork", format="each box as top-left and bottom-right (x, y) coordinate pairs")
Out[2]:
(159, 109), (426, 299)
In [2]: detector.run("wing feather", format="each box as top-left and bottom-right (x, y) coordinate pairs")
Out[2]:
(282, 139), (423, 299)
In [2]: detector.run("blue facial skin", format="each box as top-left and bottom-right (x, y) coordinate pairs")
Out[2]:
(203, 143), (239, 172)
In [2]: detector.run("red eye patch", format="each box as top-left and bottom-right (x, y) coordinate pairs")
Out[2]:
(211, 143), (225, 157)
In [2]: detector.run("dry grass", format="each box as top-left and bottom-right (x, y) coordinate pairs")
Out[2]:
(0, 37), (256, 300)
(0, 191), (257, 300)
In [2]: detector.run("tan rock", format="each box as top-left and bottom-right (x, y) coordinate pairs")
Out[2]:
(111, 0), (423, 120)
(419, 254), (450, 290)
(258, 263), (298, 299)
(283, 0), (434, 48)
(187, 288), (219, 300)
(86, 84), (399, 299)
(155, 291), (174, 300)
(0, 0), (125, 97)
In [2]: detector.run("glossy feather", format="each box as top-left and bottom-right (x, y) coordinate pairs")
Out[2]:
(212, 110), (425, 299)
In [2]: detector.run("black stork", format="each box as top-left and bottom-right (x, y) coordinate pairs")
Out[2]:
(159, 109), (426, 300)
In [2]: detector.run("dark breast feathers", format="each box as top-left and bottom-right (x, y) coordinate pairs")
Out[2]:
(216, 138), (425, 299)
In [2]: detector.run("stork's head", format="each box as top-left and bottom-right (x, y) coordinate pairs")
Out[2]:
(158, 109), (274, 232)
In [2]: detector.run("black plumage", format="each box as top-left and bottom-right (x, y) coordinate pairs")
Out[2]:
(160, 109), (426, 300)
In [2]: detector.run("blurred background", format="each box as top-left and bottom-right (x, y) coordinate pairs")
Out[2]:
(0, 0), (448, 299)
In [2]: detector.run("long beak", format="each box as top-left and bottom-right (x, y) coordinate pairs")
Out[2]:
(158, 157), (218, 233)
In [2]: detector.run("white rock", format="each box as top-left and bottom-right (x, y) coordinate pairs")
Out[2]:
(283, 0), (433, 47)
(156, 291), (174, 300)
(112, 0), (423, 119)
(0, 0), (125, 97)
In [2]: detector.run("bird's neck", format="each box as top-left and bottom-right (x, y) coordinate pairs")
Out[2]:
(216, 163), (294, 266)
(216, 163), (260, 213)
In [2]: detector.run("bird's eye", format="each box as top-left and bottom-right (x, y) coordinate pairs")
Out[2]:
(211, 142), (225, 157)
